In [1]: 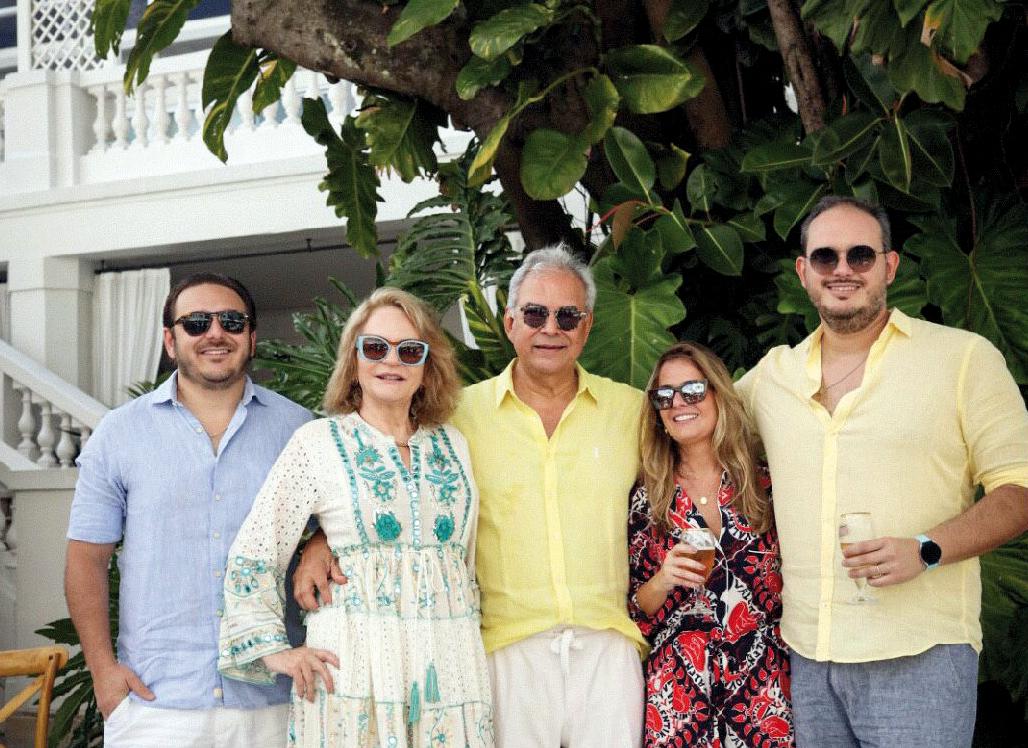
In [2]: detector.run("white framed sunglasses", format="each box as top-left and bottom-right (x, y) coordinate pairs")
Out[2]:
(355, 335), (430, 366)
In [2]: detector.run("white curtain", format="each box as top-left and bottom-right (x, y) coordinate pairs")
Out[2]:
(92, 268), (170, 407)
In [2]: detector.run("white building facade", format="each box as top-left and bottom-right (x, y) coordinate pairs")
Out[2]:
(0, 0), (468, 654)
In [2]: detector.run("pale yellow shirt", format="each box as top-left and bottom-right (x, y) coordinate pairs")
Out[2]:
(737, 309), (1028, 662)
(452, 360), (647, 654)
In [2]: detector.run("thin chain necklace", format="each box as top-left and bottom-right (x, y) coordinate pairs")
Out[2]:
(676, 470), (722, 506)
(820, 351), (870, 392)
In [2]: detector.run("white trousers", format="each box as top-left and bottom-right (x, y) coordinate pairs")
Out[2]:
(488, 626), (644, 748)
(103, 699), (288, 748)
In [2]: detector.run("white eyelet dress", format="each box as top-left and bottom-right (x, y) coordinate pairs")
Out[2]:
(218, 413), (494, 747)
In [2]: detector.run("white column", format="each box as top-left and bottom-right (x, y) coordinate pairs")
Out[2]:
(7, 256), (95, 392)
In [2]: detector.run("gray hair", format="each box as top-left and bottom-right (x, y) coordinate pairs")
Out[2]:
(506, 244), (597, 312)
(799, 195), (892, 254)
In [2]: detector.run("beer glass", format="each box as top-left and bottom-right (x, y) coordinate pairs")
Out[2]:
(838, 512), (876, 604)
(680, 527), (718, 615)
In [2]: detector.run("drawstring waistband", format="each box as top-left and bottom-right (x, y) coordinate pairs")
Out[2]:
(549, 628), (584, 677)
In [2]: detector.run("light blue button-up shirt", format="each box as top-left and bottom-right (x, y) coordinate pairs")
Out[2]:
(68, 373), (311, 710)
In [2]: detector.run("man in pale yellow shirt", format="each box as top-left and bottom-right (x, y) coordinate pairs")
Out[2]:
(296, 247), (646, 747)
(737, 196), (1028, 748)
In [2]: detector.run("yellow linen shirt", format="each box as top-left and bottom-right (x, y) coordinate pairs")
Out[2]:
(452, 360), (647, 654)
(737, 309), (1028, 663)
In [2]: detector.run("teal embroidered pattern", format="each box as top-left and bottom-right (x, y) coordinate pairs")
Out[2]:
(231, 556), (267, 594)
(374, 511), (402, 542)
(433, 514), (455, 543)
(353, 429), (398, 502)
(330, 418), (371, 546)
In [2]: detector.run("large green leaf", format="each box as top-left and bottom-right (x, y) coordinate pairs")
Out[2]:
(581, 234), (686, 388)
(812, 111), (881, 166)
(579, 75), (620, 145)
(774, 257), (821, 331)
(387, 0), (460, 47)
(656, 144), (690, 190)
(664, 0), (709, 41)
(771, 180), (828, 240)
(124, 0), (201, 92)
(605, 44), (705, 114)
(801, 0), (865, 50)
(887, 22), (967, 110)
(604, 127), (656, 201)
(356, 92), (445, 182)
(520, 129), (588, 200)
(844, 54), (898, 112)
(904, 109), (955, 187)
(469, 116), (511, 186)
(456, 54), (513, 100)
(469, 4), (554, 61)
(200, 33), (260, 162)
(741, 142), (813, 173)
(251, 55), (297, 114)
(695, 224), (744, 276)
(686, 163), (715, 213)
(893, 0), (930, 26)
(887, 254), (928, 317)
(92, 0), (132, 58)
(913, 208), (1028, 383)
(878, 116), (913, 192)
(460, 286), (516, 377)
(980, 534), (1028, 718)
(301, 99), (381, 258)
(923, 0), (1002, 64)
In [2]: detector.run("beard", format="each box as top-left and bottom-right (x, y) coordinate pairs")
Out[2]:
(171, 337), (252, 391)
(814, 284), (888, 334)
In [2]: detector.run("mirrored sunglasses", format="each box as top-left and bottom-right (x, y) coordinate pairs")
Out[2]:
(356, 335), (430, 366)
(807, 245), (888, 274)
(174, 310), (250, 336)
(648, 379), (708, 410)
(520, 304), (587, 331)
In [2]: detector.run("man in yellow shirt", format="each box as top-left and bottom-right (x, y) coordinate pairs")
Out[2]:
(737, 196), (1028, 747)
(296, 247), (646, 747)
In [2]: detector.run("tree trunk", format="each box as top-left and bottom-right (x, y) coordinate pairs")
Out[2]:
(766, 0), (827, 134)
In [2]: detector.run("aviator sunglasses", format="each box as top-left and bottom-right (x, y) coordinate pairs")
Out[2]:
(519, 303), (588, 331)
(648, 379), (709, 410)
(173, 310), (250, 336)
(807, 245), (889, 274)
(356, 335), (430, 366)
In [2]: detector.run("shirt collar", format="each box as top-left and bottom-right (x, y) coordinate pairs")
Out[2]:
(494, 359), (598, 407)
(802, 307), (912, 392)
(150, 371), (260, 406)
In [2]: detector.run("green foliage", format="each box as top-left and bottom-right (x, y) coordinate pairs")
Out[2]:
(387, 0), (460, 47)
(468, 4), (554, 61)
(200, 33), (261, 162)
(356, 91), (446, 182)
(301, 98), (382, 259)
(91, 0), (132, 59)
(36, 547), (121, 748)
(605, 44), (705, 114)
(124, 0), (201, 93)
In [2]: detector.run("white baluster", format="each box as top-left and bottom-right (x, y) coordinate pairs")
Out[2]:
(79, 425), (93, 450)
(328, 77), (347, 130)
(151, 75), (170, 144)
(261, 97), (281, 131)
(174, 72), (192, 141)
(56, 412), (77, 467)
(36, 402), (58, 467)
(15, 387), (37, 460)
(112, 86), (129, 149)
(130, 80), (150, 148)
(237, 87), (255, 132)
(302, 69), (321, 102)
(90, 84), (108, 153)
(282, 74), (301, 126)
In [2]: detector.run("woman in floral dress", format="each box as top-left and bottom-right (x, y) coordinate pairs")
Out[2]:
(218, 288), (493, 747)
(629, 342), (793, 748)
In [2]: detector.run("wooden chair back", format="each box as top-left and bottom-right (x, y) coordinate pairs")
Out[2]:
(0, 646), (69, 748)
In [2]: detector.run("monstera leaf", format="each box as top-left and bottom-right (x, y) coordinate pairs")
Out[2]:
(581, 229), (686, 388)
(910, 208), (1028, 383)
(980, 533), (1028, 719)
(356, 91), (445, 182)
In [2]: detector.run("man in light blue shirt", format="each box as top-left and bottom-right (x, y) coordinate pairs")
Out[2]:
(65, 273), (311, 747)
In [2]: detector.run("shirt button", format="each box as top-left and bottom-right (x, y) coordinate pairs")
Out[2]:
(196, 426), (203, 433)
(213, 687), (223, 699)
(214, 494), (222, 501)
(216, 608), (224, 617)
(214, 570), (222, 578)
(213, 531), (221, 539)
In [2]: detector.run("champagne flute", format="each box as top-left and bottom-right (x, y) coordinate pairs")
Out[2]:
(679, 527), (718, 615)
(838, 512), (876, 604)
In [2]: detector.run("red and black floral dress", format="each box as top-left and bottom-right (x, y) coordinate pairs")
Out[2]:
(628, 472), (794, 748)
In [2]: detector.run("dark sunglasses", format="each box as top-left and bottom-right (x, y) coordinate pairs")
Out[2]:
(173, 310), (250, 336)
(356, 335), (430, 366)
(519, 304), (587, 331)
(648, 379), (708, 410)
(807, 245), (889, 274)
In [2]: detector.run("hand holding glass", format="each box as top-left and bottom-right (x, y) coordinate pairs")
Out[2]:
(839, 512), (876, 604)
(679, 527), (718, 615)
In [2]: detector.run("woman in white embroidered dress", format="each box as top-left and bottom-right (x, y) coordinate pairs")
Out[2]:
(218, 287), (493, 747)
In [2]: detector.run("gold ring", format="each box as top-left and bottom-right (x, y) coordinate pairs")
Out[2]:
(874, 564), (883, 578)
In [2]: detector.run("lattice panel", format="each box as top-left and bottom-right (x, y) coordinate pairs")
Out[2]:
(31, 0), (101, 71)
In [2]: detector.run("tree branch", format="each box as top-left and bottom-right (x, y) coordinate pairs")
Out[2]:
(766, 0), (827, 133)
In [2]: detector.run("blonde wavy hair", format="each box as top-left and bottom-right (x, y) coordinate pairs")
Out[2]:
(639, 341), (771, 535)
(322, 287), (460, 427)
